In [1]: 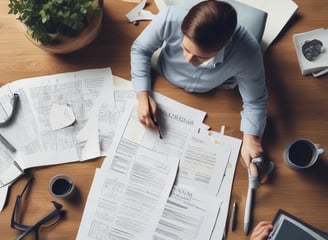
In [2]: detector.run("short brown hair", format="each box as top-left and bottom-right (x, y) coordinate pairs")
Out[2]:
(181, 0), (237, 52)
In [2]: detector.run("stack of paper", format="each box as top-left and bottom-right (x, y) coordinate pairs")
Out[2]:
(0, 68), (242, 240)
(77, 76), (242, 240)
(0, 68), (115, 210)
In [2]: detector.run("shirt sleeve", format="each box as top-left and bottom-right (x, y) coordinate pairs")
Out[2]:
(237, 45), (268, 137)
(130, 7), (173, 92)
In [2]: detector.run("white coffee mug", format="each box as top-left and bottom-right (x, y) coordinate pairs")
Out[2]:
(284, 138), (325, 170)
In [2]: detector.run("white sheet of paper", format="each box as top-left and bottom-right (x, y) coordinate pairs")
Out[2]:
(49, 104), (76, 130)
(0, 185), (9, 212)
(153, 185), (223, 240)
(208, 132), (242, 240)
(0, 128), (22, 191)
(6, 67), (114, 168)
(98, 75), (136, 155)
(77, 147), (179, 239)
(76, 69), (115, 160)
(126, 0), (155, 22)
(101, 93), (206, 170)
(113, 75), (134, 91)
(176, 132), (231, 195)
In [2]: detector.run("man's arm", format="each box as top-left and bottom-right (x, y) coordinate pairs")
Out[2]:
(236, 34), (268, 167)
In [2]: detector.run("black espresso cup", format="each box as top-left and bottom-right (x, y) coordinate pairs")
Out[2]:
(49, 174), (75, 199)
(284, 138), (325, 170)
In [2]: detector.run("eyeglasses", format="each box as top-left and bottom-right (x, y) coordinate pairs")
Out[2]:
(11, 175), (65, 240)
(0, 93), (19, 127)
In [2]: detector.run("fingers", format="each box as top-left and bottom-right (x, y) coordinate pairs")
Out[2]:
(137, 93), (159, 130)
(250, 221), (273, 240)
(241, 135), (264, 168)
(249, 162), (259, 177)
(140, 114), (157, 129)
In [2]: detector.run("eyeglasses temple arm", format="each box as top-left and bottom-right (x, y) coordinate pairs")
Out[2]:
(15, 202), (63, 240)
(0, 93), (19, 127)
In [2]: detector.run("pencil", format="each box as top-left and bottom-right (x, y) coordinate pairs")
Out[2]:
(0, 134), (16, 153)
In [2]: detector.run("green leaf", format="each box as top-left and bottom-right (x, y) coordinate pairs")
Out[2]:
(8, 0), (101, 45)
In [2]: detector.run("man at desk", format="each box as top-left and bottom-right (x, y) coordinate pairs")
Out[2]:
(130, 0), (267, 168)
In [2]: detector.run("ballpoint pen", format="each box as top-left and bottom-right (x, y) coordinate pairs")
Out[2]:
(0, 134), (16, 153)
(244, 157), (275, 235)
(244, 160), (261, 235)
(147, 96), (163, 139)
(230, 201), (238, 231)
(244, 182), (254, 235)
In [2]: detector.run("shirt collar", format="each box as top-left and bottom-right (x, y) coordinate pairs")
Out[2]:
(198, 56), (216, 67)
(200, 26), (238, 68)
(213, 47), (225, 64)
(198, 47), (226, 68)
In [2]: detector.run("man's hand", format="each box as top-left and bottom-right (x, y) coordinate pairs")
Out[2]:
(250, 221), (273, 240)
(241, 134), (263, 168)
(136, 91), (158, 130)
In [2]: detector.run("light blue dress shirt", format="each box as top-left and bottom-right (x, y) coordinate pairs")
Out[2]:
(131, 6), (267, 137)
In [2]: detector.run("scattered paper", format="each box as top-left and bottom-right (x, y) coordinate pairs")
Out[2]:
(0, 185), (9, 212)
(0, 67), (114, 211)
(126, 0), (155, 22)
(77, 92), (239, 240)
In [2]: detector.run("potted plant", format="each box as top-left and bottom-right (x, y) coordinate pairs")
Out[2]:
(8, 0), (103, 53)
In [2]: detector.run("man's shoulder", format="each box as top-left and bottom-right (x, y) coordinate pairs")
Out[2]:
(232, 25), (261, 52)
(161, 5), (189, 21)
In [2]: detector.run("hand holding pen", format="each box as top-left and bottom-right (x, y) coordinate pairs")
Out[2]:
(136, 92), (163, 139)
(147, 96), (163, 139)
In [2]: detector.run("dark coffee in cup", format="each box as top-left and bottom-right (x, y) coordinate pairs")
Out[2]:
(52, 178), (73, 195)
(49, 174), (75, 199)
(284, 138), (325, 170)
(288, 140), (314, 166)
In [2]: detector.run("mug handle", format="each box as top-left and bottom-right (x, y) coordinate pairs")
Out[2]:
(315, 144), (325, 155)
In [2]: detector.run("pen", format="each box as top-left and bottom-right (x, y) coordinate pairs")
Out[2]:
(244, 187), (253, 235)
(230, 201), (237, 231)
(147, 96), (163, 139)
(0, 134), (16, 153)
(244, 162), (260, 235)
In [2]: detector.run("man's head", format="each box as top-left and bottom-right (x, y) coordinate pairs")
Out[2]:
(181, 0), (237, 66)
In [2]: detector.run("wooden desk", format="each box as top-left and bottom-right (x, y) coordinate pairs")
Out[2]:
(0, 0), (327, 239)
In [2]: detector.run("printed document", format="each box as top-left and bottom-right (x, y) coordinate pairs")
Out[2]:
(77, 150), (179, 239)
(0, 68), (114, 188)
